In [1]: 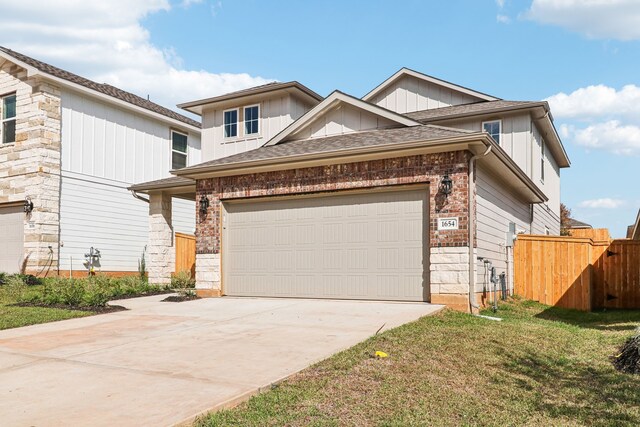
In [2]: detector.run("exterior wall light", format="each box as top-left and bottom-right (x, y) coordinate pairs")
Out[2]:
(440, 172), (453, 196)
(24, 196), (34, 213)
(199, 195), (210, 214)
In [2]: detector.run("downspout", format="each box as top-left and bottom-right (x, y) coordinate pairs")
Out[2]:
(469, 144), (492, 312)
(130, 190), (150, 203)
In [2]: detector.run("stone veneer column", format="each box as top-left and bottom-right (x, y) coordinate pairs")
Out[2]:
(147, 192), (174, 284)
(195, 253), (221, 297)
(429, 247), (475, 312)
(0, 62), (62, 276)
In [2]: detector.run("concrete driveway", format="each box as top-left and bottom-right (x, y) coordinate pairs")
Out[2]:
(0, 295), (443, 426)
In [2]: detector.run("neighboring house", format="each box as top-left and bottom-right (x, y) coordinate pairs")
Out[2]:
(131, 67), (570, 312)
(0, 47), (201, 276)
(567, 218), (592, 230)
(628, 209), (640, 240)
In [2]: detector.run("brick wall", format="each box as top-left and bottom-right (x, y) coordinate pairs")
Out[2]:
(196, 151), (471, 255)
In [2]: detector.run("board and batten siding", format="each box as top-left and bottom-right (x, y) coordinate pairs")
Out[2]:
(201, 94), (314, 161)
(475, 167), (532, 293)
(369, 74), (481, 114)
(289, 103), (398, 141)
(58, 88), (198, 272)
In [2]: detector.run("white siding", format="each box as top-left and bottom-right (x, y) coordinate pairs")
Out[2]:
(59, 89), (199, 272)
(476, 167), (532, 293)
(288, 103), (398, 141)
(370, 75), (481, 114)
(201, 94), (314, 161)
(59, 172), (195, 272)
(439, 113), (533, 176)
(60, 88), (201, 181)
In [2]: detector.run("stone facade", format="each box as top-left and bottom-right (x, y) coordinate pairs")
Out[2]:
(0, 61), (61, 275)
(147, 192), (175, 284)
(194, 151), (473, 298)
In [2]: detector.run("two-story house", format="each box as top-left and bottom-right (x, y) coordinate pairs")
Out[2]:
(0, 47), (200, 276)
(131, 67), (569, 313)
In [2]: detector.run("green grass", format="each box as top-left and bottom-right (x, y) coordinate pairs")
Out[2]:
(0, 285), (94, 330)
(197, 298), (640, 427)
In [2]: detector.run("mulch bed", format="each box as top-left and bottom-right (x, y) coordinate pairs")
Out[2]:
(14, 302), (126, 313)
(107, 290), (174, 301)
(161, 294), (200, 303)
(612, 332), (640, 374)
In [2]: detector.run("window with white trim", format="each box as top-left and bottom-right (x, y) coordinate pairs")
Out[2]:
(541, 139), (545, 183)
(171, 130), (188, 169)
(1, 93), (16, 144)
(244, 105), (259, 135)
(482, 120), (501, 144)
(224, 109), (238, 138)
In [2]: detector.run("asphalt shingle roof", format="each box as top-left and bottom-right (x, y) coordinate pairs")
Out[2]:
(128, 176), (194, 191)
(404, 100), (543, 123)
(0, 46), (200, 128)
(176, 124), (473, 173)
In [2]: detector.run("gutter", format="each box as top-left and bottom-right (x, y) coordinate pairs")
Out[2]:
(130, 190), (149, 203)
(468, 143), (492, 312)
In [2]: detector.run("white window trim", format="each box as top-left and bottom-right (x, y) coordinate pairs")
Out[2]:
(223, 107), (239, 140)
(1, 92), (17, 145)
(243, 104), (260, 136)
(482, 119), (501, 144)
(171, 130), (188, 169)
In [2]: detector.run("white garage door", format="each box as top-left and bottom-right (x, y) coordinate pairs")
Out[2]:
(223, 188), (428, 301)
(0, 205), (25, 274)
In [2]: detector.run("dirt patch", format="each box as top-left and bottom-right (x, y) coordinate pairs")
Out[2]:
(161, 294), (200, 303)
(14, 302), (127, 313)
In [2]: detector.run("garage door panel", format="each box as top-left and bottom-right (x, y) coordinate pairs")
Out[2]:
(0, 206), (25, 274)
(224, 189), (428, 301)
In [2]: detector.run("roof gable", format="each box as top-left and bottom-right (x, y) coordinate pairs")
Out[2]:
(263, 91), (421, 146)
(363, 68), (499, 107)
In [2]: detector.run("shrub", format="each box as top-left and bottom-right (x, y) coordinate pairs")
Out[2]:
(0, 272), (7, 285)
(5, 275), (27, 301)
(171, 270), (195, 296)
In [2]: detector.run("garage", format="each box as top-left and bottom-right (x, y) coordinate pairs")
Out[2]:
(0, 205), (25, 274)
(223, 188), (429, 301)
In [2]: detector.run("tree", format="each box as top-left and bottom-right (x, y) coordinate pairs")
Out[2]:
(560, 203), (572, 236)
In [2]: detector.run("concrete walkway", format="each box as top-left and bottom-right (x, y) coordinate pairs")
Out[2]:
(0, 295), (443, 426)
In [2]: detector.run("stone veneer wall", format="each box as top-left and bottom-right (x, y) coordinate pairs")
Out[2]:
(195, 151), (473, 300)
(0, 62), (61, 275)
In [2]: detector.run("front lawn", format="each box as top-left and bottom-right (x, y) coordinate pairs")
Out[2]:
(0, 284), (94, 330)
(0, 275), (172, 330)
(197, 299), (640, 427)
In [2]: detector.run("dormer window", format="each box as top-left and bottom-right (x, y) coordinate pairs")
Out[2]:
(244, 105), (259, 135)
(224, 109), (238, 138)
(482, 120), (501, 144)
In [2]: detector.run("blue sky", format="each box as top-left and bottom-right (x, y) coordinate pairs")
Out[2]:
(1, 0), (639, 237)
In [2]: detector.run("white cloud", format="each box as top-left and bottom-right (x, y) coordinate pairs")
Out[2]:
(578, 198), (627, 209)
(525, 0), (640, 40)
(496, 0), (506, 7)
(546, 84), (640, 121)
(0, 0), (272, 115)
(563, 121), (640, 155)
(497, 14), (511, 24)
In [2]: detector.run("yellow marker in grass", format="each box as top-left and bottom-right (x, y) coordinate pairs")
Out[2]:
(375, 351), (388, 358)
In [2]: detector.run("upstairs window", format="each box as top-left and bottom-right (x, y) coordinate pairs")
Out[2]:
(541, 139), (545, 183)
(171, 131), (188, 169)
(224, 109), (238, 138)
(482, 120), (501, 144)
(1, 93), (16, 144)
(244, 105), (259, 135)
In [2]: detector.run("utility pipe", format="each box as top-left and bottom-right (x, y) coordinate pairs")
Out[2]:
(468, 144), (492, 312)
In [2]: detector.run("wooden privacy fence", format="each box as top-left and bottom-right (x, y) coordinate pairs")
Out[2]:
(514, 232), (640, 311)
(175, 233), (196, 278)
